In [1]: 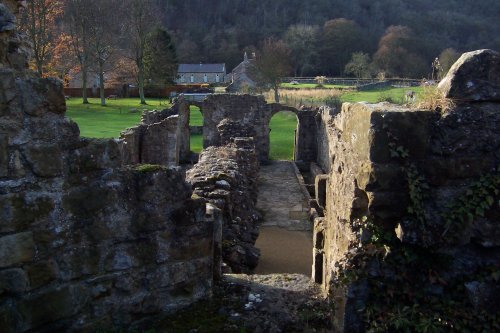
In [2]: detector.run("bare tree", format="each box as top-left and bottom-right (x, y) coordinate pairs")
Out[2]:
(20, 0), (62, 77)
(127, 0), (159, 105)
(65, 0), (94, 104)
(88, 0), (124, 106)
(253, 38), (292, 103)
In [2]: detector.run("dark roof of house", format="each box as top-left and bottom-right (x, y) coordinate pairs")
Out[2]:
(178, 63), (226, 73)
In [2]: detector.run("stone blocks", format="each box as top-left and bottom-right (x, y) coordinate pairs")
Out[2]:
(438, 49), (500, 102)
(315, 52), (500, 332)
(0, 6), (215, 331)
(187, 138), (260, 273)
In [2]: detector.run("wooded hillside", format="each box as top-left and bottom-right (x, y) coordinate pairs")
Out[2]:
(159, 0), (500, 76)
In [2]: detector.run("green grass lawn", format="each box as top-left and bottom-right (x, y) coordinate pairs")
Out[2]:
(269, 111), (297, 160)
(190, 106), (203, 126)
(66, 98), (169, 138)
(66, 87), (422, 161)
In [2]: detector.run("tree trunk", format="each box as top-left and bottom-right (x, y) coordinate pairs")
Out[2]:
(99, 61), (106, 106)
(274, 85), (280, 103)
(82, 63), (89, 104)
(36, 59), (43, 78)
(138, 64), (146, 105)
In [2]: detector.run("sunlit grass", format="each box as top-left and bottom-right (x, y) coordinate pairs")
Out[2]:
(269, 111), (297, 160)
(66, 88), (421, 160)
(66, 98), (168, 138)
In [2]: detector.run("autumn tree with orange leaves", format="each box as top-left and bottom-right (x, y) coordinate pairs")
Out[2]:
(20, 0), (63, 77)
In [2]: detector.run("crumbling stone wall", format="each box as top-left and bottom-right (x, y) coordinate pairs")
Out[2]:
(187, 138), (261, 274)
(119, 100), (191, 166)
(314, 50), (500, 332)
(200, 94), (316, 163)
(0, 3), (217, 331)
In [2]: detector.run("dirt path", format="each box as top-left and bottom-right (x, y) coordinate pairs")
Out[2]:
(255, 161), (313, 275)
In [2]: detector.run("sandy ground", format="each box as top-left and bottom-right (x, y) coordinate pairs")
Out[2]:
(255, 226), (313, 276)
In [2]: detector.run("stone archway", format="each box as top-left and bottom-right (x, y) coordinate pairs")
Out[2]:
(196, 94), (317, 164)
(268, 103), (317, 164)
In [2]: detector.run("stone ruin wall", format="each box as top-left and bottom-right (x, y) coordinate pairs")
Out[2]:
(1, 1), (499, 331)
(0, 2), (218, 331)
(120, 93), (319, 167)
(119, 97), (193, 166)
(186, 138), (261, 274)
(199, 94), (317, 164)
(312, 50), (500, 332)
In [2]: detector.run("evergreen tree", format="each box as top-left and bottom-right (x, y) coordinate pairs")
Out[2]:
(144, 27), (178, 86)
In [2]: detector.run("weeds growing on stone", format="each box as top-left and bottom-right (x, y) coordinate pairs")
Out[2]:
(417, 85), (455, 113)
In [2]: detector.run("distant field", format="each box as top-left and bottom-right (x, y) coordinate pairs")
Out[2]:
(280, 83), (354, 89)
(341, 86), (424, 104)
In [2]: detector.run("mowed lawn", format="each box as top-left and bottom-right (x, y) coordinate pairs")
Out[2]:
(66, 98), (204, 153)
(269, 111), (297, 160)
(66, 98), (167, 138)
(66, 87), (423, 160)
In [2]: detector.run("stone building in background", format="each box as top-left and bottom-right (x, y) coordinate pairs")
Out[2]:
(226, 52), (258, 92)
(176, 63), (226, 84)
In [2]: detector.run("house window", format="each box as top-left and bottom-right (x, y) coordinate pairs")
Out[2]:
(190, 75), (194, 83)
(204, 74), (208, 83)
(216, 74), (220, 83)
(180, 74), (185, 83)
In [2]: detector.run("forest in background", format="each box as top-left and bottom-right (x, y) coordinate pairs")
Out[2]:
(161, 0), (500, 76)
(22, 0), (500, 91)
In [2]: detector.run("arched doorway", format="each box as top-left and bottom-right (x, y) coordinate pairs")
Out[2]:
(256, 108), (313, 276)
(189, 105), (204, 154)
(269, 111), (298, 160)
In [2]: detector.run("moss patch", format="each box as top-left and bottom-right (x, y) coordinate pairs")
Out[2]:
(134, 164), (168, 173)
